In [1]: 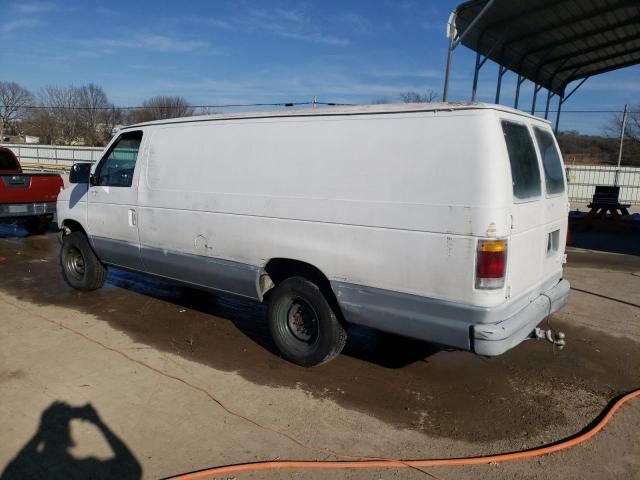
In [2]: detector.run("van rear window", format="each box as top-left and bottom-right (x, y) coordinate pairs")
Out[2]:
(534, 128), (565, 195)
(0, 150), (18, 170)
(501, 121), (541, 200)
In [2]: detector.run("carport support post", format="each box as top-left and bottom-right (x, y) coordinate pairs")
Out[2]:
(514, 75), (525, 109)
(554, 77), (589, 134)
(495, 65), (507, 104)
(471, 52), (481, 101)
(471, 53), (491, 101)
(554, 95), (564, 134)
(442, 12), (457, 102)
(442, 0), (496, 102)
(544, 90), (555, 119)
(531, 84), (543, 115)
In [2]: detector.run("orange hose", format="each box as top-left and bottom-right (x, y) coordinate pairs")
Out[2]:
(169, 388), (640, 479)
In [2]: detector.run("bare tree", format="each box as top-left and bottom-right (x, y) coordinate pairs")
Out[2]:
(100, 106), (124, 145)
(605, 104), (640, 166)
(399, 90), (439, 103)
(22, 108), (57, 144)
(0, 81), (34, 139)
(38, 86), (83, 145)
(129, 96), (195, 123)
(77, 84), (112, 146)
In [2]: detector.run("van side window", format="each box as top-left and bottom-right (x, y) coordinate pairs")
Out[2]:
(95, 131), (143, 187)
(534, 128), (565, 195)
(501, 121), (541, 200)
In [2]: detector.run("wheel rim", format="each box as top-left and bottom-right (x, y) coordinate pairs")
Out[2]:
(285, 297), (319, 344)
(65, 246), (86, 280)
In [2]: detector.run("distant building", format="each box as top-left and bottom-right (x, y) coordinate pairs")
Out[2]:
(2, 135), (41, 144)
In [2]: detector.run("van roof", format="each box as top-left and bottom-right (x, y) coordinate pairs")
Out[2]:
(126, 102), (551, 129)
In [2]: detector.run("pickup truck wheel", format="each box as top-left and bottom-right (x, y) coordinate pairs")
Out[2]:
(23, 215), (51, 235)
(60, 232), (107, 291)
(268, 277), (347, 367)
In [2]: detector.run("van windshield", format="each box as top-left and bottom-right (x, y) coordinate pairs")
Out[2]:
(534, 128), (565, 195)
(501, 121), (541, 200)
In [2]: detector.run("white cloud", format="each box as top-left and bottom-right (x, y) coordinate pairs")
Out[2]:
(581, 80), (640, 94)
(117, 63), (441, 106)
(187, 16), (233, 30)
(1, 17), (43, 34)
(340, 12), (373, 34)
(181, 6), (355, 47)
(14, 2), (55, 14)
(246, 7), (350, 46)
(97, 34), (212, 53)
(370, 68), (443, 79)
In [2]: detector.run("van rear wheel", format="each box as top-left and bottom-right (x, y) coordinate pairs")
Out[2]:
(60, 232), (107, 291)
(268, 277), (347, 367)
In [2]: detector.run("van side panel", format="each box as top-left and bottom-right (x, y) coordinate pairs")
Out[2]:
(137, 111), (510, 308)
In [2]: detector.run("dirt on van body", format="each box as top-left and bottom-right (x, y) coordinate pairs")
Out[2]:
(0, 224), (639, 479)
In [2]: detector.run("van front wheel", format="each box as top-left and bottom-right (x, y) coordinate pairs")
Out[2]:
(268, 277), (346, 367)
(60, 232), (107, 291)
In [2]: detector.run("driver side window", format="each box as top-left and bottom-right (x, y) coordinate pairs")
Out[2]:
(95, 131), (143, 187)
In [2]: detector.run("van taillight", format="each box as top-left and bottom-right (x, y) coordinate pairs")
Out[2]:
(476, 239), (507, 290)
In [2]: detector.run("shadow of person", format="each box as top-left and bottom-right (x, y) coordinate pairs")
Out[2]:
(1, 401), (142, 480)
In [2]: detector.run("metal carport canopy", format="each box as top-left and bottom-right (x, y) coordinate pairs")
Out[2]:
(449, 0), (640, 97)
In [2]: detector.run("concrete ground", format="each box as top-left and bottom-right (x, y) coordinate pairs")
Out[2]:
(0, 225), (639, 480)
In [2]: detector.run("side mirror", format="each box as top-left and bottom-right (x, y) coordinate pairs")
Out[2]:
(69, 163), (92, 184)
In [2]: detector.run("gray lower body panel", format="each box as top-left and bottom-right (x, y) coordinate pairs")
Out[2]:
(91, 236), (146, 272)
(0, 202), (56, 219)
(90, 236), (260, 300)
(85, 234), (571, 356)
(140, 245), (260, 299)
(331, 278), (570, 355)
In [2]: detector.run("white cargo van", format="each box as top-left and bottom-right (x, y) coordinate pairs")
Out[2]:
(57, 103), (570, 366)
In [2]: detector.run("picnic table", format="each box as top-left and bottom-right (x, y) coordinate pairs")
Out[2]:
(587, 186), (631, 219)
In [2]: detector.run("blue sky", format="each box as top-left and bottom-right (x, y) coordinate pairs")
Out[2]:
(1, 0), (639, 133)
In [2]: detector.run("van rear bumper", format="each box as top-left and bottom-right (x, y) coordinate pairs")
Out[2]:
(472, 279), (570, 356)
(332, 277), (570, 355)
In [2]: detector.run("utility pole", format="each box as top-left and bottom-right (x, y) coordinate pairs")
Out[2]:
(614, 104), (629, 186)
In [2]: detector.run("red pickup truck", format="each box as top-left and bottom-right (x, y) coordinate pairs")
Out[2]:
(0, 147), (64, 234)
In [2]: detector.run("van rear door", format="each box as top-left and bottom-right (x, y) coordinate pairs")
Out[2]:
(500, 119), (567, 301)
(532, 126), (568, 284)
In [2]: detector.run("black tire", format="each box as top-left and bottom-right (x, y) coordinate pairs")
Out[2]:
(268, 276), (347, 367)
(23, 215), (51, 235)
(60, 232), (107, 291)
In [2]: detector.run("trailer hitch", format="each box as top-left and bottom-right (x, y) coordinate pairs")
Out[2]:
(531, 327), (566, 349)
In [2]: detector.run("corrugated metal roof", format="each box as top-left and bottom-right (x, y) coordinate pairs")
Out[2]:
(454, 0), (640, 95)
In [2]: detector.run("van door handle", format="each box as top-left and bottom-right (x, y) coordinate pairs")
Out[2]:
(128, 209), (137, 227)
